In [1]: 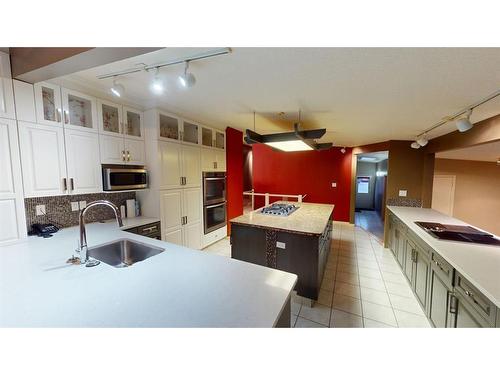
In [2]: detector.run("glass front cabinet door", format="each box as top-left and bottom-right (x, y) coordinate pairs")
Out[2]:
(34, 82), (63, 126)
(215, 130), (225, 149)
(201, 127), (213, 147)
(97, 99), (122, 135)
(61, 88), (97, 132)
(159, 113), (180, 141)
(123, 106), (144, 139)
(182, 121), (199, 145)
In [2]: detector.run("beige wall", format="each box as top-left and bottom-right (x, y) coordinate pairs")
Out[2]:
(434, 158), (500, 236)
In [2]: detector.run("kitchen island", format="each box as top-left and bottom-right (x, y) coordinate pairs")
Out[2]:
(0, 217), (296, 328)
(230, 202), (334, 302)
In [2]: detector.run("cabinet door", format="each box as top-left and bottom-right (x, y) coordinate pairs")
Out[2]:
(0, 53), (15, 120)
(163, 229), (183, 246)
(396, 228), (405, 266)
(64, 129), (101, 194)
(124, 138), (145, 165)
(184, 221), (201, 249)
(215, 150), (226, 171)
(428, 271), (451, 328)
(201, 127), (213, 147)
(18, 122), (68, 197)
(13, 80), (36, 123)
(201, 147), (216, 172)
(159, 113), (180, 142)
(99, 134), (125, 165)
(182, 121), (199, 145)
(97, 99), (122, 136)
(0, 119), (25, 244)
(183, 188), (201, 224)
(61, 88), (97, 132)
(182, 145), (201, 187)
(123, 106), (144, 139)
(159, 141), (182, 189)
(160, 189), (182, 235)
(413, 247), (429, 310)
(34, 82), (63, 126)
(454, 298), (485, 328)
(215, 130), (225, 149)
(404, 241), (414, 282)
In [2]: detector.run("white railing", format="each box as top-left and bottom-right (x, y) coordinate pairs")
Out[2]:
(243, 189), (307, 211)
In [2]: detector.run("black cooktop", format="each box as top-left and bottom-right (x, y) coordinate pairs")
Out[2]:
(415, 221), (500, 246)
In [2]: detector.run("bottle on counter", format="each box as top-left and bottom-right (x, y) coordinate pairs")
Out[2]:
(120, 205), (126, 218)
(135, 200), (141, 217)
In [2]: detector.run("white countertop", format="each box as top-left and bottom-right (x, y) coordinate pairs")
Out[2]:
(387, 206), (500, 307)
(231, 202), (334, 235)
(0, 217), (297, 327)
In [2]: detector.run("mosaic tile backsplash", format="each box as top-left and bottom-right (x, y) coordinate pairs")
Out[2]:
(25, 192), (136, 232)
(386, 197), (422, 207)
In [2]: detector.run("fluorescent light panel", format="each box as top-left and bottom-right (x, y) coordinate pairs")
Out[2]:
(266, 140), (314, 152)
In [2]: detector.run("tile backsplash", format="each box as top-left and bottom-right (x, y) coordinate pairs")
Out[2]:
(25, 192), (136, 232)
(386, 197), (422, 207)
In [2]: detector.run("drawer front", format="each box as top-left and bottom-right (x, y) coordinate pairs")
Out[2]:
(137, 222), (161, 236)
(407, 228), (431, 258)
(454, 272), (497, 327)
(430, 251), (454, 289)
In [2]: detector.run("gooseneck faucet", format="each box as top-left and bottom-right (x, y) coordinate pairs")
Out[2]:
(78, 200), (123, 267)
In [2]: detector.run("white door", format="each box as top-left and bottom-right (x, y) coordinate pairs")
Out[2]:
(97, 99), (123, 136)
(215, 150), (226, 171)
(432, 175), (456, 216)
(201, 147), (216, 172)
(0, 119), (26, 244)
(184, 222), (202, 249)
(61, 88), (97, 132)
(34, 82), (63, 127)
(182, 145), (201, 187)
(64, 129), (102, 194)
(163, 229), (183, 246)
(99, 134), (125, 165)
(124, 138), (145, 165)
(18, 122), (68, 197)
(160, 189), (182, 234)
(159, 141), (182, 189)
(0, 52), (15, 120)
(123, 106), (144, 140)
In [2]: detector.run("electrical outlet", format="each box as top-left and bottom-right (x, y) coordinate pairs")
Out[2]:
(276, 241), (286, 249)
(399, 190), (408, 197)
(79, 201), (87, 209)
(35, 205), (46, 216)
(71, 202), (79, 211)
(331, 182), (337, 188)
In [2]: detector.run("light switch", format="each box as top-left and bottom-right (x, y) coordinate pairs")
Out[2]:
(399, 190), (407, 197)
(79, 201), (87, 209)
(276, 241), (286, 249)
(331, 182), (337, 188)
(35, 205), (46, 216)
(71, 202), (79, 211)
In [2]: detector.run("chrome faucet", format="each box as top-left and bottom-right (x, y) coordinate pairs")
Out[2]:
(78, 200), (123, 267)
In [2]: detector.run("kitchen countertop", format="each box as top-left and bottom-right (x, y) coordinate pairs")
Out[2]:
(0, 216), (297, 327)
(387, 206), (500, 307)
(230, 202), (334, 235)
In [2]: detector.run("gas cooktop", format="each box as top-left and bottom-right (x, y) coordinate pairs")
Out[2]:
(415, 221), (500, 246)
(261, 203), (299, 216)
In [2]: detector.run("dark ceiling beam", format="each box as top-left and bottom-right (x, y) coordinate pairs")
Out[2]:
(9, 47), (162, 83)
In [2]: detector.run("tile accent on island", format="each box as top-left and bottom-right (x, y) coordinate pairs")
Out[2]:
(265, 230), (278, 268)
(24, 192), (136, 231)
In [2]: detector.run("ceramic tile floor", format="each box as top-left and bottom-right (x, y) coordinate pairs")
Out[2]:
(203, 222), (431, 328)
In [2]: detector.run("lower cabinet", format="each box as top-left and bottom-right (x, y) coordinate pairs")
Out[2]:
(452, 296), (487, 328)
(404, 238), (430, 311)
(160, 188), (202, 249)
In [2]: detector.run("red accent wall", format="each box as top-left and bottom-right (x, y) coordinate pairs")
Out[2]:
(226, 127), (244, 234)
(252, 144), (352, 222)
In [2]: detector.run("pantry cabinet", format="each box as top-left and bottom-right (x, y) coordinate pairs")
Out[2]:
(0, 118), (26, 245)
(160, 188), (201, 249)
(159, 141), (200, 189)
(0, 53), (15, 120)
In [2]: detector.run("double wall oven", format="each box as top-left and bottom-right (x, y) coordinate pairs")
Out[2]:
(203, 172), (226, 234)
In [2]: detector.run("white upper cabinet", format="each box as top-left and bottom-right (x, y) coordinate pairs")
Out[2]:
(64, 129), (101, 194)
(123, 106), (144, 139)
(61, 88), (98, 132)
(97, 99), (123, 136)
(201, 148), (226, 172)
(215, 130), (225, 150)
(34, 82), (63, 126)
(18, 122), (67, 197)
(159, 141), (182, 189)
(0, 52), (15, 120)
(158, 112), (181, 142)
(13, 80), (36, 123)
(124, 138), (145, 165)
(182, 145), (201, 187)
(99, 134), (126, 164)
(181, 120), (199, 145)
(201, 126), (225, 149)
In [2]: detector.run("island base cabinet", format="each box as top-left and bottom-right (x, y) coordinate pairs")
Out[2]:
(450, 295), (490, 328)
(428, 272), (452, 327)
(413, 249), (429, 310)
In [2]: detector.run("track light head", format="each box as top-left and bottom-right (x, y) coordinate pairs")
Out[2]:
(411, 142), (421, 149)
(416, 136), (428, 147)
(150, 68), (165, 95)
(456, 110), (473, 132)
(179, 61), (196, 88)
(110, 80), (124, 97)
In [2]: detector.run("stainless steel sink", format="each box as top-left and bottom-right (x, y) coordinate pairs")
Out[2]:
(88, 239), (164, 268)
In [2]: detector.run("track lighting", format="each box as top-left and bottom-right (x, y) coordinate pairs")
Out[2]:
(416, 135), (428, 147)
(110, 80), (124, 97)
(411, 142), (421, 149)
(150, 68), (165, 95)
(456, 110), (473, 132)
(178, 61), (196, 88)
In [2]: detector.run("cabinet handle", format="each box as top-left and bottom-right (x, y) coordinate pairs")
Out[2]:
(463, 289), (483, 309)
(183, 177), (187, 185)
(56, 109), (62, 123)
(64, 110), (69, 124)
(449, 293), (458, 314)
(122, 150), (126, 162)
(127, 150), (131, 162)
(433, 259), (445, 273)
(185, 216), (188, 224)
(62, 178), (67, 192)
(180, 177), (183, 186)
(70, 178), (74, 192)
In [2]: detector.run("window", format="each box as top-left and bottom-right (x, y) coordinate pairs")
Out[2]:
(357, 177), (370, 194)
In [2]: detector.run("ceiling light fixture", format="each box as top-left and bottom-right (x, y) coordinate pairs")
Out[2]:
(150, 68), (164, 95)
(416, 135), (428, 147)
(411, 142), (421, 149)
(110, 79), (124, 97)
(456, 110), (474, 132)
(178, 61), (196, 89)
(340, 147), (346, 154)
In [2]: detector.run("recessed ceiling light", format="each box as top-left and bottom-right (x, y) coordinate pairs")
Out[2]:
(359, 156), (378, 162)
(110, 80), (124, 97)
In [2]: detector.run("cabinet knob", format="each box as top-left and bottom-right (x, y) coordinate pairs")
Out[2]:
(127, 150), (131, 162)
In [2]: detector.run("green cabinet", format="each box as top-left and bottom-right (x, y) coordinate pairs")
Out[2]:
(450, 294), (489, 328)
(428, 253), (454, 327)
(404, 237), (430, 311)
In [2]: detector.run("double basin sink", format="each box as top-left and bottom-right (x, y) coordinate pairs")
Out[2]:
(88, 239), (164, 268)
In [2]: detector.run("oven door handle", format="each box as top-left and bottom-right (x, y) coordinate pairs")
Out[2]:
(204, 177), (226, 181)
(205, 202), (226, 209)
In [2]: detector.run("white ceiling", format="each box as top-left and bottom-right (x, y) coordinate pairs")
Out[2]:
(436, 141), (500, 162)
(55, 48), (500, 147)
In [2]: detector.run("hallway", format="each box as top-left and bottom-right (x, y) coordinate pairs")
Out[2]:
(355, 210), (385, 240)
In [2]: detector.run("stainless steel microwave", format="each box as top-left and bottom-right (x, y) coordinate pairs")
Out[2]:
(102, 165), (148, 191)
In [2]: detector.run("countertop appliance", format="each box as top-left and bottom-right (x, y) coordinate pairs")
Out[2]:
(415, 221), (500, 246)
(124, 221), (161, 240)
(261, 203), (299, 217)
(102, 165), (148, 191)
(203, 172), (227, 234)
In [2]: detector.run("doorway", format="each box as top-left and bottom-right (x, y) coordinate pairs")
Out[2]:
(354, 151), (388, 240)
(431, 175), (456, 216)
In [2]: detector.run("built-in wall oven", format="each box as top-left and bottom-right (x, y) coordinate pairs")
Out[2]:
(203, 172), (227, 233)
